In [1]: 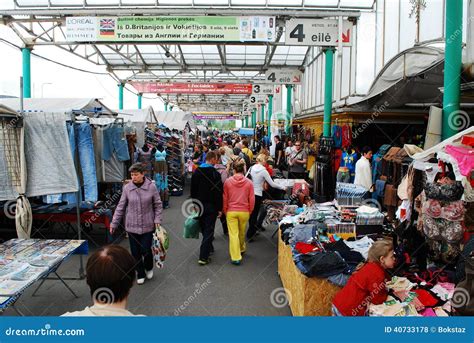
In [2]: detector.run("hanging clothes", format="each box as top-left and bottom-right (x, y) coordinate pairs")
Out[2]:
(332, 125), (342, 148)
(341, 124), (352, 149)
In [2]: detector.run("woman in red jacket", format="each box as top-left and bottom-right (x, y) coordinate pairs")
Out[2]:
(332, 240), (395, 316)
(223, 158), (255, 265)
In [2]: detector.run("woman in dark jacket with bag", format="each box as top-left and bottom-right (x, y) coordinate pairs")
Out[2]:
(110, 163), (163, 285)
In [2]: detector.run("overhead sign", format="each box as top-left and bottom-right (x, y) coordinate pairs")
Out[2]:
(64, 16), (275, 43)
(252, 84), (274, 95)
(273, 85), (282, 113)
(246, 94), (267, 104)
(263, 69), (302, 84)
(131, 82), (252, 94)
(194, 115), (238, 120)
(285, 19), (353, 46)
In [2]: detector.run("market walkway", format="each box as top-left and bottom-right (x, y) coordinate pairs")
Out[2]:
(4, 187), (291, 316)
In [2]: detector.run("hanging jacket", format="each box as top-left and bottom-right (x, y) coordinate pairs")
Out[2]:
(332, 125), (342, 148)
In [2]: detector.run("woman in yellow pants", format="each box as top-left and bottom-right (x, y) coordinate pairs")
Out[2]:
(222, 158), (255, 265)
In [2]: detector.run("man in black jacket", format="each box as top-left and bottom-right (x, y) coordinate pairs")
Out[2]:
(191, 151), (223, 265)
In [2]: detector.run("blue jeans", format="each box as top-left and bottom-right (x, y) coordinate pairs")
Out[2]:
(63, 123), (98, 203)
(102, 125), (130, 162)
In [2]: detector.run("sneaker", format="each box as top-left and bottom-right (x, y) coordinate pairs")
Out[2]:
(198, 259), (210, 265)
(231, 260), (241, 266)
(146, 269), (153, 280)
(137, 278), (145, 285)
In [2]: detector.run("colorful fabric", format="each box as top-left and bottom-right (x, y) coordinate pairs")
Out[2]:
(445, 144), (474, 176)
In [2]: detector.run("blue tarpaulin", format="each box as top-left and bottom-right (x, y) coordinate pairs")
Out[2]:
(239, 128), (254, 136)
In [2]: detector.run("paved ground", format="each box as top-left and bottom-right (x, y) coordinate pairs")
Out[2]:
(3, 187), (291, 316)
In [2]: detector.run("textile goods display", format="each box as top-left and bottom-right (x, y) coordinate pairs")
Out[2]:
(23, 112), (78, 198)
(0, 119), (21, 200)
(278, 233), (341, 316)
(0, 112), (32, 239)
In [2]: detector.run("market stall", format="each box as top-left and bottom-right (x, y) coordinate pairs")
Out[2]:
(273, 126), (473, 316)
(0, 238), (88, 315)
(0, 98), (121, 241)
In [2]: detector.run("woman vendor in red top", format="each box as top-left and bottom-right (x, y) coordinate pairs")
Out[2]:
(332, 240), (396, 316)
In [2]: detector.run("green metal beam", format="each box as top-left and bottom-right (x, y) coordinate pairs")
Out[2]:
(268, 94), (273, 140)
(285, 85), (293, 134)
(442, 0), (463, 140)
(138, 93), (142, 109)
(22, 47), (31, 98)
(323, 48), (335, 137)
(118, 83), (124, 110)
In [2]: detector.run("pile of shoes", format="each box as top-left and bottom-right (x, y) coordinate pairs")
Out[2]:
(167, 129), (184, 196)
(145, 125), (185, 197)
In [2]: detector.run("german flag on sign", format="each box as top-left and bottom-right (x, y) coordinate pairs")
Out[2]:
(100, 18), (115, 36)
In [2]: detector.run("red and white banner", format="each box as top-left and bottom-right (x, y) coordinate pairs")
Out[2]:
(131, 82), (253, 95)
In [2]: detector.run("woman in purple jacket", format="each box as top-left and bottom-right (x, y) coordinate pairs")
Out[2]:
(110, 163), (163, 285)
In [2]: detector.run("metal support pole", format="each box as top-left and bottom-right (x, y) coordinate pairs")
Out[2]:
(442, 0), (463, 139)
(261, 103), (265, 127)
(22, 47), (31, 98)
(323, 48), (335, 137)
(138, 93), (142, 109)
(252, 109), (256, 128)
(164, 102), (168, 112)
(268, 94), (273, 140)
(118, 83), (124, 110)
(285, 85), (293, 134)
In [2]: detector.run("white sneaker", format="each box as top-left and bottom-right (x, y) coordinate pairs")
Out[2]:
(137, 278), (145, 285)
(145, 269), (153, 280)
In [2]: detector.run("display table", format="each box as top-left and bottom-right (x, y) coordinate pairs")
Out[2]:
(278, 230), (341, 316)
(0, 239), (88, 315)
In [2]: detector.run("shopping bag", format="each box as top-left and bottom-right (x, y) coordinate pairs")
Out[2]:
(184, 212), (201, 239)
(155, 224), (169, 250)
(152, 225), (169, 268)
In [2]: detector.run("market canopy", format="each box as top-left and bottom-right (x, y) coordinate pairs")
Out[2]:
(0, 104), (18, 116)
(155, 110), (195, 131)
(0, 98), (116, 115)
(0, 0), (374, 111)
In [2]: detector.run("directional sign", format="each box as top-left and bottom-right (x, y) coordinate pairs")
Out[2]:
(246, 94), (267, 104)
(285, 19), (353, 46)
(263, 69), (302, 84)
(131, 82), (252, 94)
(252, 84), (274, 95)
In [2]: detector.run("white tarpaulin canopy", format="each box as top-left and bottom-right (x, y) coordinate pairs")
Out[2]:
(0, 98), (116, 115)
(0, 104), (18, 115)
(155, 111), (195, 131)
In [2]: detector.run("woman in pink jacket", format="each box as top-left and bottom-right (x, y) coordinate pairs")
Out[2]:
(223, 158), (255, 265)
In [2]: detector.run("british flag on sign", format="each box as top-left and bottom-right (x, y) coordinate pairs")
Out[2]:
(100, 18), (115, 36)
